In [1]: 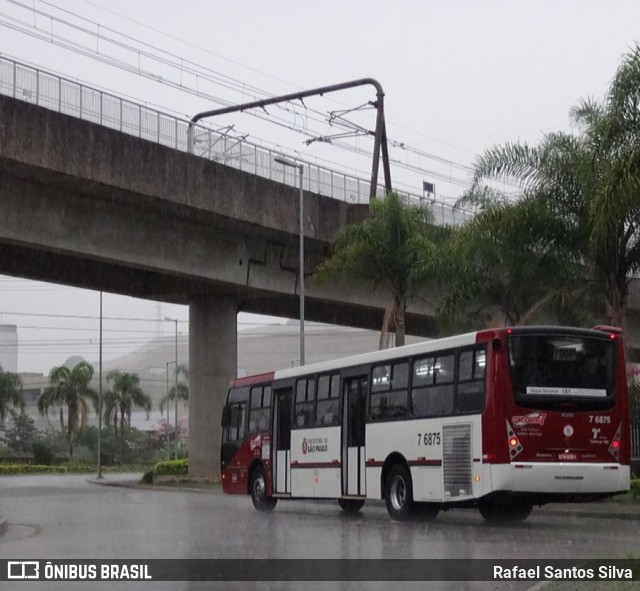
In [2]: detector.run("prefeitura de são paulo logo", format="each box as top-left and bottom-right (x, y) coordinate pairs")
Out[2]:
(301, 437), (328, 454)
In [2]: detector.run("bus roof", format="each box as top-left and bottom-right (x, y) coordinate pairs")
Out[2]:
(273, 330), (479, 381)
(232, 325), (621, 386)
(231, 371), (275, 388)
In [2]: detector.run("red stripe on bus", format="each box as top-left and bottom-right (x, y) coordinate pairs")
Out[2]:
(408, 459), (442, 467)
(291, 462), (342, 469)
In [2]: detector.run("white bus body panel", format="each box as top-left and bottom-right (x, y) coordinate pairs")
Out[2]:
(275, 450), (290, 494)
(365, 415), (484, 502)
(346, 446), (366, 496)
(490, 463), (630, 494)
(290, 426), (341, 498)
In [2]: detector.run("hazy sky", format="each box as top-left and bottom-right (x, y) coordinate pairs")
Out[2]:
(1, 0), (639, 373)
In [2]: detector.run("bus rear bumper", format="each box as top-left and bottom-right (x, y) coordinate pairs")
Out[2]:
(491, 462), (630, 495)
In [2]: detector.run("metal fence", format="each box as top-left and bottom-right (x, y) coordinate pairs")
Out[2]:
(0, 56), (472, 226)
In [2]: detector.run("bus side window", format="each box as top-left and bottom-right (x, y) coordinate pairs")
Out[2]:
(370, 362), (408, 420)
(225, 402), (246, 442)
(315, 374), (339, 426)
(295, 378), (316, 427)
(249, 386), (271, 433)
(411, 354), (454, 418)
(456, 348), (486, 413)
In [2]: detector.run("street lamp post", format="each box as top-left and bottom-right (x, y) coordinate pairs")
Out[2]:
(274, 156), (305, 365)
(164, 316), (179, 458)
(165, 360), (173, 459)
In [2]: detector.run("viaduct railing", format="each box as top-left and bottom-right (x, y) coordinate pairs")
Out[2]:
(0, 56), (472, 226)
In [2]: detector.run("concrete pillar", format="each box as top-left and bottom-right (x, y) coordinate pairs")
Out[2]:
(188, 295), (237, 478)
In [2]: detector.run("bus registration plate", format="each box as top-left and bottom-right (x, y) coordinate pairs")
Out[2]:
(558, 452), (578, 461)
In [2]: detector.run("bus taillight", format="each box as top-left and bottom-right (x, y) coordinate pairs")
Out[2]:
(608, 424), (622, 461)
(506, 421), (523, 459)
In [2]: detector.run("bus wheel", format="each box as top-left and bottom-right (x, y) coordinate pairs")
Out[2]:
(338, 498), (365, 514)
(509, 501), (533, 522)
(479, 496), (532, 523)
(479, 498), (499, 522)
(415, 502), (440, 522)
(250, 465), (277, 512)
(385, 464), (414, 521)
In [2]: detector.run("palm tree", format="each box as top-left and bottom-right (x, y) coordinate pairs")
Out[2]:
(0, 365), (25, 423)
(437, 194), (588, 329)
(465, 44), (640, 329)
(104, 371), (152, 446)
(159, 364), (189, 414)
(315, 192), (448, 347)
(38, 361), (98, 457)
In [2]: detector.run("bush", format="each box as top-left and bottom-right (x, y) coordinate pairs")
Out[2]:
(153, 459), (188, 476)
(142, 470), (154, 484)
(0, 464), (56, 475)
(631, 479), (640, 501)
(32, 442), (54, 466)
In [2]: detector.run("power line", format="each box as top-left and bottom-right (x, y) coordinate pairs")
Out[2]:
(0, 310), (179, 323)
(0, 0), (491, 197)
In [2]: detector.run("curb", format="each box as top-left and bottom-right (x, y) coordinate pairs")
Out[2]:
(87, 478), (221, 494)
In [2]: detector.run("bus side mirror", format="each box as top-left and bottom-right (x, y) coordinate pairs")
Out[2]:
(221, 405), (231, 428)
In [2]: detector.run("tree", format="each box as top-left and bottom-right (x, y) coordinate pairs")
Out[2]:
(465, 44), (640, 329)
(104, 371), (152, 447)
(2, 410), (38, 454)
(38, 361), (98, 457)
(0, 366), (24, 423)
(436, 194), (588, 329)
(315, 192), (448, 347)
(159, 364), (189, 414)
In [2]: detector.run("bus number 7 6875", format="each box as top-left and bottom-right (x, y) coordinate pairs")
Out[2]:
(417, 432), (441, 446)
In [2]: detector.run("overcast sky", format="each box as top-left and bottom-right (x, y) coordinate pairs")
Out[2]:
(1, 0), (639, 374)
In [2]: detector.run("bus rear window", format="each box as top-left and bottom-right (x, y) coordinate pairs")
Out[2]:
(508, 334), (615, 410)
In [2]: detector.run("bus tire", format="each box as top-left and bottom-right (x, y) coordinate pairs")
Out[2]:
(385, 463), (414, 521)
(509, 501), (533, 522)
(250, 465), (277, 512)
(479, 495), (532, 523)
(415, 502), (440, 522)
(478, 498), (499, 522)
(338, 498), (365, 514)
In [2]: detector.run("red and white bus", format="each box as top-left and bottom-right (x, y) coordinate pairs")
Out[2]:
(221, 325), (630, 522)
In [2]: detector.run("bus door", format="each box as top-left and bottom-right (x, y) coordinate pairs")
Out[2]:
(342, 374), (367, 496)
(273, 386), (293, 495)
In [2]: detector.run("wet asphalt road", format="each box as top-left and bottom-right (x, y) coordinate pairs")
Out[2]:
(0, 474), (637, 591)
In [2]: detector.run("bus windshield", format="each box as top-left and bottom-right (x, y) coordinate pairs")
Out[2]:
(508, 333), (616, 410)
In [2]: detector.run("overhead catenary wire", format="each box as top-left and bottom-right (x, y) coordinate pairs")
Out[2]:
(0, 0), (504, 197)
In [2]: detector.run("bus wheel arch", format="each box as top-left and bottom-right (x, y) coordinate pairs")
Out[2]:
(380, 453), (408, 498)
(248, 462), (277, 512)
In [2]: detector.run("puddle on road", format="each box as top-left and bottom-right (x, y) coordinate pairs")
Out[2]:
(0, 523), (40, 543)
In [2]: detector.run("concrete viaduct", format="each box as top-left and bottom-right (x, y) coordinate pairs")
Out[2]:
(2, 93), (640, 476)
(0, 94), (440, 476)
